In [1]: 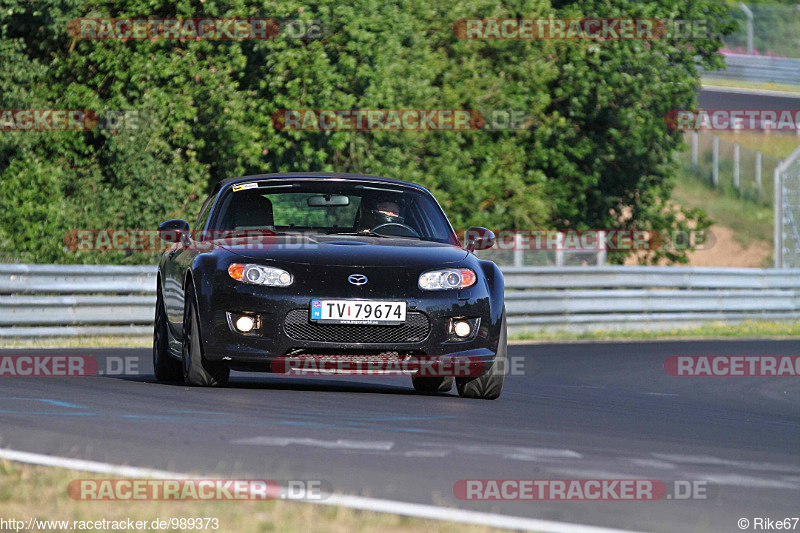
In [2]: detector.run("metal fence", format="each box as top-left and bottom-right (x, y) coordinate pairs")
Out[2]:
(3, 264), (800, 337)
(700, 3), (800, 85)
(683, 131), (784, 204)
(504, 266), (800, 333)
(702, 54), (800, 85)
(776, 144), (800, 267)
(0, 264), (155, 337)
(476, 233), (605, 267)
(702, 1), (800, 86)
(725, 3), (800, 59)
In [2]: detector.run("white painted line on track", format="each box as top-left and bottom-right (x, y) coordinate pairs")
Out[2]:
(688, 473), (800, 490)
(316, 492), (650, 533)
(629, 459), (677, 470)
(231, 436), (395, 450)
(0, 448), (190, 478)
(0, 447), (651, 533)
(651, 453), (800, 473)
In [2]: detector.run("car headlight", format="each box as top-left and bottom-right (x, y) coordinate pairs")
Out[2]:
(418, 268), (477, 290)
(228, 263), (293, 287)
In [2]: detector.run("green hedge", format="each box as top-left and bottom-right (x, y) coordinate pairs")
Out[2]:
(0, 0), (732, 264)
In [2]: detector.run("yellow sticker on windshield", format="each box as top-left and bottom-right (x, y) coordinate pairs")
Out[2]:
(232, 183), (258, 192)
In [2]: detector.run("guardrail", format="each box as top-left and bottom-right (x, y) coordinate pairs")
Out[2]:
(2, 264), (800, 337)
(702, 54), (800, 85)
(0, 264), (156, 337)
(504, 266), (800, 332)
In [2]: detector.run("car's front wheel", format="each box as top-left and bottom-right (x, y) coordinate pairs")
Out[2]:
(182, 283), (229, 387)
(153, 285), (182, 382)
(456, 311), (506, 400)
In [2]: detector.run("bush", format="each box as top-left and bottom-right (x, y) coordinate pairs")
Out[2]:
(0, 0), (732, 264)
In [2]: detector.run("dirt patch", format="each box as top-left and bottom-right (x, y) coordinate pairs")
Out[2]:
(624, 224), (771, 267)
(684, 224), (771, 267)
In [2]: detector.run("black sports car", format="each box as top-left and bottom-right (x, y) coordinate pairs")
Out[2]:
(153, 173), (506, 399)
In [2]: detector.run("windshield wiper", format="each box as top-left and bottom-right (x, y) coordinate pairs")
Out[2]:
(324, 230), (390, 238)
(325, 230), (423, 240)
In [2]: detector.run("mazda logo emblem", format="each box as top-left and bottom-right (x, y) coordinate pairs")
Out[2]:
(348, 274), (368, 286)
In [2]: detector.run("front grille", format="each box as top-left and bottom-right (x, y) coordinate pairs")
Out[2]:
(283, 309), (430, 343)
(285, 348), (425, 357)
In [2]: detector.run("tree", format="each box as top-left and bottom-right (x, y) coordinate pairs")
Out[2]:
(0, 0), (732, 264)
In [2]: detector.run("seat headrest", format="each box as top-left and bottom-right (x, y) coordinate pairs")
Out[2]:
(232, 192), (274, 229)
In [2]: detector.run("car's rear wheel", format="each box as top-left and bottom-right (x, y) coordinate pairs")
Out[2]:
(182, 283), (229, 387)
(411, 376), (454, 393)
(456, 311), (506, 400)
(153, 285), (182, 382)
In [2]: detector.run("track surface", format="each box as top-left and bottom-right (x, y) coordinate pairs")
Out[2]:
(0, 340), (798, 532)
(699, 87), (800, 110)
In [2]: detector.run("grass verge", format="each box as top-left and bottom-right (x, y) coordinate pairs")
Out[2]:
(671, 168), (773, 248)
(510, 320), (800, 343)
(0, 460), (501, 533)
(702, 78), (800, 95)
(711, 131), (800, 160)
(0, 336), (151, 348)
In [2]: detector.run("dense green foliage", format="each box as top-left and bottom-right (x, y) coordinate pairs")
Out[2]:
(0, 0), (733, 264)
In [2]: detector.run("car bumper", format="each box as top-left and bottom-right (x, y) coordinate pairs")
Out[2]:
(197, 284), (501, 373)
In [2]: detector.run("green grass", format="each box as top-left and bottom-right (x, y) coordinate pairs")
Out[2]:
(702, 78), (800, 94)
(712, 131), (800, 160)
(510, 320), (800, 343)
(672, 167), (773, 249)
(0, 336), (151, 348)
(0, 461), (502, 533)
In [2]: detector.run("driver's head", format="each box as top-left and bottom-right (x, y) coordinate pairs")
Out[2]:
(360, 199), (404, 229)
(376, 201), (400, 219)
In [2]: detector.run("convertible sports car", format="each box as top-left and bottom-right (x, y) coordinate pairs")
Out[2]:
(153, 173), (506, 399)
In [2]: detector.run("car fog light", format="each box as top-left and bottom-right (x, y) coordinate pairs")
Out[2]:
(454, 320), (472, 338)
(235, 316), (255, 332)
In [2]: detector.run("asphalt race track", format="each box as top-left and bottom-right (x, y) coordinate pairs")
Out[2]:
(0, 340), (798, 532)
(699, 87), (800, 110)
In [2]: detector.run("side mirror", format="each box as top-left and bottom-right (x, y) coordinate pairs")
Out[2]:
(157, 219), (191, 244)
(464, 227), (495, 252)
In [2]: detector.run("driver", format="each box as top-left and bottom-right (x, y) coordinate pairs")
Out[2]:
(376, 201), (401, 220)
(359, 200), (404, 231)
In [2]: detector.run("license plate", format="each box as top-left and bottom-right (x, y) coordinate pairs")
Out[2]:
(310, 300), (406, 325)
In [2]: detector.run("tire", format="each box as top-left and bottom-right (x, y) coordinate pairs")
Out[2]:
(153, 285), (182, 382)
(456, 312), (506, 400)
(411, 376), (454, 393)
(182, 283), (230, 387)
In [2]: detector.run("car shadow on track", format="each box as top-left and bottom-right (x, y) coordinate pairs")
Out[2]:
(111, 372), (456, 397)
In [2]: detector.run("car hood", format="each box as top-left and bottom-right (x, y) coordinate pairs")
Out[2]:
(214, 234), (469, 267)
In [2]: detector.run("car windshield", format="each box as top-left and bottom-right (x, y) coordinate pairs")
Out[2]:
(209, 180), (455, 243)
